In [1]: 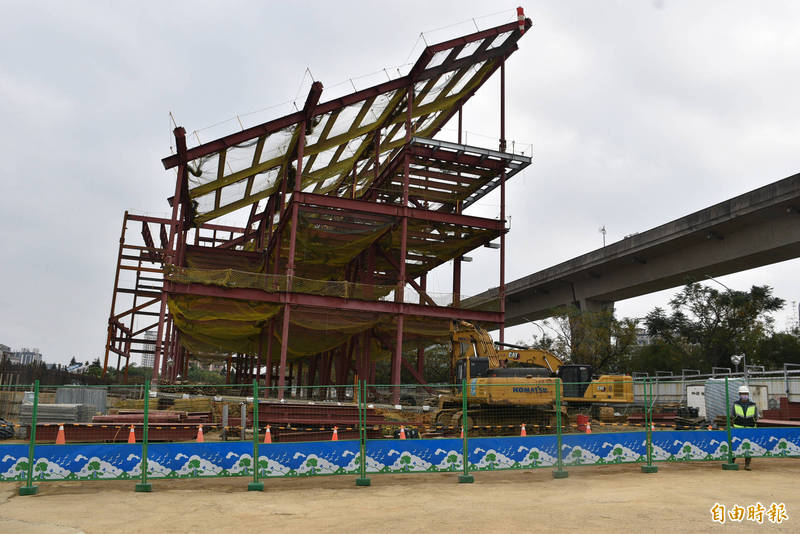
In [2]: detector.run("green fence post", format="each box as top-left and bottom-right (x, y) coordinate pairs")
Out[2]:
(722, 376), (738, 470)
(458, 379), (473, 483)
(135, 380), (152, 492)
(248, 379), (264, 491)
(641, 378), (658, 473)
(553, 378), (568, 479)
(19, 380), (39, 496)
(356, 380), (371, 486)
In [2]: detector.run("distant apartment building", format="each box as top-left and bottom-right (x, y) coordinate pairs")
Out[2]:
(635, 327), (653, 346)
(141, 331), (156, 368)
(0, 344), (13, 362)
(7, 347), (43, 365)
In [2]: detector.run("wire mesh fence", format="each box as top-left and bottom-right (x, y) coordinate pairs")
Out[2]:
(1, 376), (798, 494)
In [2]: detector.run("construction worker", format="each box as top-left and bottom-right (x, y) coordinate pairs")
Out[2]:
(732, 385), (758, 470)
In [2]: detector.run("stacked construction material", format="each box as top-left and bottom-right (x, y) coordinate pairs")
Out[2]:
(257, 401), (386, 428)
(92, 409), (211, 424)
(757, 397), (800, 427)
(55, 387), (107, 414)
(674, 406), (705, 429)
(34, 422), (205, 443)
(220, 401), (389, 442)
(704, 378), (745, 425)
(171, 397), (213, 413)
(20, 403), (94, 424)
(114, 398), (145, 410)
(627, 405), (705, 429)
(762, 397), (800, 421)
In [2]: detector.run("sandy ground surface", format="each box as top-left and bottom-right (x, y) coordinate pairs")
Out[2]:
(0, 459), (797, 533)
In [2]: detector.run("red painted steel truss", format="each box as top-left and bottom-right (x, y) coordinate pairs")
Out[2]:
(103, 15), (534, 402)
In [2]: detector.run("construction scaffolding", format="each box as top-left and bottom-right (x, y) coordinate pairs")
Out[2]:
(103, 15), (533, 402)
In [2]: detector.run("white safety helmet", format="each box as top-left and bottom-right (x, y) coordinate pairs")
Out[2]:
(738, 385), (750, 395)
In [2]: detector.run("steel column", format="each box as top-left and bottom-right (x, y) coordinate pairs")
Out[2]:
(416, 274), (426, 377)
(499, 60), (506, 343)
(153, 127), (187, 381)
(277, 119), (306, 398)
(103, 212), (128, 378)
(265, 320), (274, 388)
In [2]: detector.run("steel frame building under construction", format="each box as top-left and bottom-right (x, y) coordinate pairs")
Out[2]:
(103, 14), (533, 401)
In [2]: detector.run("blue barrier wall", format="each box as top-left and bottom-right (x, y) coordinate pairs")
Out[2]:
(469, 435), (558, 470)
(2, 428), (798, 482)
(0, 444), (32, 482)
(561, 431), (646, 465)
(651, 430), (729, 461)
(365, 438), (463, 473)
(732, 428), (800, 458)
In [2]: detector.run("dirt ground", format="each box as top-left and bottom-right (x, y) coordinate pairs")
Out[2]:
(0, 459), (797, 533)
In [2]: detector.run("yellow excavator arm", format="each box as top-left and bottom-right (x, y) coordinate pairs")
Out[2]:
(497, 347), (563, 373)
(450, 320), (501, 367)
(450, 320), (562, 372)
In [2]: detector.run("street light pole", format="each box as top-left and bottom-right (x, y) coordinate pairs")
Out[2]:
(704, 274), (732, 292)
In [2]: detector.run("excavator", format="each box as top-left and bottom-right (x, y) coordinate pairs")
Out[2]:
(433, 321), (633, 433)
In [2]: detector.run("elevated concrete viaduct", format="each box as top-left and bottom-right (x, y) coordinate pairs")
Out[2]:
(468, 172), (800, 327)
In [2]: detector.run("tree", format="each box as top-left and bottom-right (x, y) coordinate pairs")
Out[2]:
(35, 461), (48, 480)
(754, 333), (800, 368)
(87, 460), (101, 480)
(305, 457), (318, 474)
(539, 305), (638, 372)
(69, 356), (77, 366)
(84, 358), (103, 378)
(373, 343), (451, 385)
(188, 458), (201, 477)
(186, 364), (225, 384)
(627, 339), (697, 375)
(238, 457), (251, 474)
(643, 283), (784, 371)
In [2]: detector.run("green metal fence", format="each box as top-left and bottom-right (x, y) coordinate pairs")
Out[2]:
(1, 376), (798, 495)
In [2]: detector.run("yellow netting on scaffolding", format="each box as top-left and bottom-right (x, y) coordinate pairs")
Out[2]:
(168, 295), (280, 355)
(166, 266), (403, 302)
(272, 307), (379, 358)
(168, 292), (452, 362)
(263, 209), (500, 281)
(267, 209), (394, 280)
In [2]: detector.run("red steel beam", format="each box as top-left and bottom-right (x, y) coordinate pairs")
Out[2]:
(292, 192), (503, 231)
(34, 423), (207, 443)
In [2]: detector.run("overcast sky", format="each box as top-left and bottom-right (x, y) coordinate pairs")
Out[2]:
(1, 1), (799, 364)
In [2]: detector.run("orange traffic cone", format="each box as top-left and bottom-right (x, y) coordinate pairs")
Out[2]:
(331, 426), (339, 441)
(460, 426), (464, 439)
(651, 422), (655, 432)
(586, 421), (592, 434)
(520, 423), (527, 437)
(399, 426), (406, 440)
(127, 425), (136, 444)
(196, 424), (204, 443)
(55, 424), (66, 445)
(263, 425), (272, 444)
